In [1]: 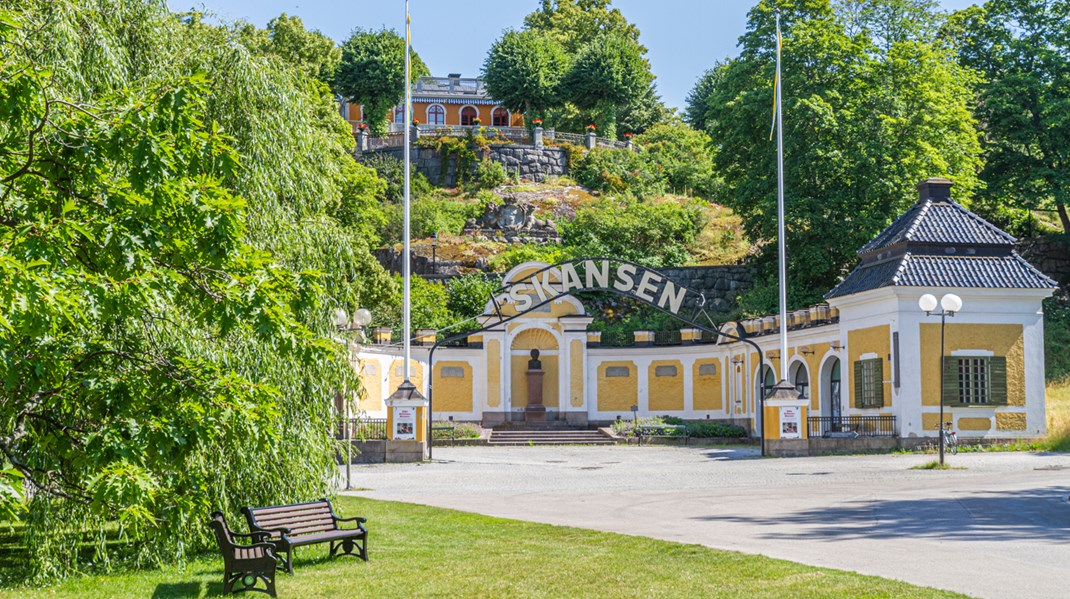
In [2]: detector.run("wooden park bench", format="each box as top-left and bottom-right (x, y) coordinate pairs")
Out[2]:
(635, 423), (690, 446)
(208, 511), (278, 597)
(242, 498), (368, 574)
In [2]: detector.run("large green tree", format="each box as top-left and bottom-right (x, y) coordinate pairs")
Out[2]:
(240, 13), (341, 82)
(946, 0), (1070, 234)
(482, 29), (569, 118)
(0, 0), (393, 580)
(560, 32), (653, 138)
(523, 0), (643, 54)
(333, 28), (429, 134)
(690, 0), (981, 310)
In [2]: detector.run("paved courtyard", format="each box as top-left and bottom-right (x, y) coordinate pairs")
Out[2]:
(342, 446), (1070, 598)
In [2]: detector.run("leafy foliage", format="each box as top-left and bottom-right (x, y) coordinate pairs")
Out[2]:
(560, 33), (653, 138)
(358, 153), (433, 203)
(1044, 292), (1070, 382)
(946, 0), (1070, 234)
(524, 0), (643, 55)
(445, 274), (500, 322)
(571, 147), (665, 197)
(0, 0), (392, 580)
(634, 122), (719, 199)
(690, 0), (982, 311)
(239, 13), (341, 82)
(482, 29), (569, 118)
(563, 198), (705, 268)
(333, 28), (429, 134)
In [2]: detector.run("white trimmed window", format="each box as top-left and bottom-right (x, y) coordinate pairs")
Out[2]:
(853, 358), (884, 408)
(427, 104), (445, 125)
(492, 107), (510, 127)
(943, 356), (1007, 405)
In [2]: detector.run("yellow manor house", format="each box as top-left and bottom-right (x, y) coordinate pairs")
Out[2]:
(338, 74), (525, 132)
(354, 179), (1057, 449)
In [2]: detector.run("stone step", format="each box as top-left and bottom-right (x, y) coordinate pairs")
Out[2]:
(488, 430), (616, 446)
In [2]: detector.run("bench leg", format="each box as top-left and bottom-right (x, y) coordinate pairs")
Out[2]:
(274, 549), (293, 575)
(224, 569), (276, 597)
(330, 535), (368, 562)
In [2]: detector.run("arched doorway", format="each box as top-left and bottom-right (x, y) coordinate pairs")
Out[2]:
(789, 360), (810, 400)
(820, 357), (842, 424)
(460, 106), (479, 126)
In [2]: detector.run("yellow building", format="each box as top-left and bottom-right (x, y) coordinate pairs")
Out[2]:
(354, 179), (1056, 444)
(338, 74), (524, 134)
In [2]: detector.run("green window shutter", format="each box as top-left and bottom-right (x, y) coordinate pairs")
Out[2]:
(854, 360), (864, 409)
(870, 358), (885, 408)
(942, 356), (959, 405)
(989, 356), (1008, 405)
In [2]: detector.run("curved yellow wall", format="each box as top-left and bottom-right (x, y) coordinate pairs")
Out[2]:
(692, 359), (723, 411)
(433, 361), (473, 413)
(648, 360), (684, 411)
(597, 361), (637, 411)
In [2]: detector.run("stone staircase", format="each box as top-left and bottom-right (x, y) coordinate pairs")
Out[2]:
(488, 428), (616, 446)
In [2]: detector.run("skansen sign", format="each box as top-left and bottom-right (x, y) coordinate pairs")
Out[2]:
(498, 259), (704, 317)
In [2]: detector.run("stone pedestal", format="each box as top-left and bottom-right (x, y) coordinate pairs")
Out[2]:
(525, 369), (547, 422)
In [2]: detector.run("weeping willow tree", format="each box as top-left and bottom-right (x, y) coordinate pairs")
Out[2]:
(0, 0), (393, 580)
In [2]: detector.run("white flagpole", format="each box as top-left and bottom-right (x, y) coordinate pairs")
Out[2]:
(775, 9), (789, 383)
(402, 0), (412, 381)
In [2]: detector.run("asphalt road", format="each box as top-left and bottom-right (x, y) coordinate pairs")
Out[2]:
(341, 446), (1070, 598)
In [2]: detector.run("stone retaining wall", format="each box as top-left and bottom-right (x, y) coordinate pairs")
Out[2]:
(1018, 235), (1070, 287)
(659, 265), (755, 314)
(369, 144), (568, 187)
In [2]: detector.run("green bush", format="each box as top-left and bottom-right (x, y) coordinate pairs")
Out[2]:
(635, 122), (720, 199)
(359, 153), (432, 202)
(1045, 292), (1070, 381)
(378, 276), (453, 332)
(431, 422), (482, 440)
(488, 244), (566, 272)
(563, 198), (704, 268)
(382, 198), (483, 243)
(572, 147), (666, 197)
(446, 274), (500, 321)
(473, 157), (508, 190)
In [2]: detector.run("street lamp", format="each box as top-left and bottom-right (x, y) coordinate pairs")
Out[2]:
(919, 293), (962, 465)
(333, 307), (373, 490)
(431, 232), (439, 275)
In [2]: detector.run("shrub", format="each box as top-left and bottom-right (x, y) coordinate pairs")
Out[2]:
(572, 147), (666, 197)
(635, 122), (719, 199)
(431, 422), (482, 440)
(359, 153), (432, 202)
(446, 274), (500, 321)
(473, 157), (508, 190)
(382, 198), (483, 243)
(488, 244), (566, 272)
(563, 198), (704, 268)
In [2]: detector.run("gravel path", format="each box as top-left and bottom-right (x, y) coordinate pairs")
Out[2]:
(342, 447), (1070, 598)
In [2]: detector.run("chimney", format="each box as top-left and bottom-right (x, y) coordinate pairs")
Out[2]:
(917, 177), (953, 202)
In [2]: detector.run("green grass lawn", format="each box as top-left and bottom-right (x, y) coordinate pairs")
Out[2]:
(0, 496), (965, 599)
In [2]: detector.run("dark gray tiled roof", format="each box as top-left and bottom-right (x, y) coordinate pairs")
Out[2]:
(859, 200), (1017, 254)
(825, 253), (1056, 299)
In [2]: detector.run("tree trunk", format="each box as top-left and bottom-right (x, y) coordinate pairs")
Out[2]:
(1058, 203), (1070, 236)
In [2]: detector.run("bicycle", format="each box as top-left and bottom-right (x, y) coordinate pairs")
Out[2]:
(938, 422), (958, 455)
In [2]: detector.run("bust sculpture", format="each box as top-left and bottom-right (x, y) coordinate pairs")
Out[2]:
(527, 348), (542, 371)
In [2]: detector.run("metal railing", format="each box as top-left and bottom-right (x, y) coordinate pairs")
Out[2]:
(338, 417), (388, 440)
(654, 330), (682, 346)
(807, 415), (897, 438)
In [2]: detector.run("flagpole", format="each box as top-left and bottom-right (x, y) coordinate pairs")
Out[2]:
(775, 9), (788, 383)
(402, 0), (412, 382)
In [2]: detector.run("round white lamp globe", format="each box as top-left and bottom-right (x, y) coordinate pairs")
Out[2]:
(354, 308), (373, 327)
(940, 293), (963, 313)
(918, 294), (938, 313)
(333, 308), (349, 328)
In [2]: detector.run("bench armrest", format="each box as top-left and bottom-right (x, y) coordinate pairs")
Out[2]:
(333, 515), (367, 527)
(250, 524), (292, 540)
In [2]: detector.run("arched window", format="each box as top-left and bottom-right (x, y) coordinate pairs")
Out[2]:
(492, 107), (510, 127)
(393, 106), (405, 124)
(427, 104), (445, 125)
(460, 106), (479, 126)
(794, 364), (809, 399)
(762, 365), (776, 398)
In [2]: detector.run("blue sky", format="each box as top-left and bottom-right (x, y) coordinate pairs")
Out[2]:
(168, 0), (980, 111)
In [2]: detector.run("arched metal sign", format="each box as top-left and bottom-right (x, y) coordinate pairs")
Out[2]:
(428, 258), (766, 456)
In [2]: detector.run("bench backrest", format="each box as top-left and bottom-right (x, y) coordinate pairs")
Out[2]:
(244, 499), (338, 538)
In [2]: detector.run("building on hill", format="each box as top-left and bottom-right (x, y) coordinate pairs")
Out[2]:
(351, 179), (1056, 457)
(338, 74), (524, 134)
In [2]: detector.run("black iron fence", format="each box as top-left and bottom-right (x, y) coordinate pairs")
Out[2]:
(807, 415), (897, 438)
(338, 417), (388, 440)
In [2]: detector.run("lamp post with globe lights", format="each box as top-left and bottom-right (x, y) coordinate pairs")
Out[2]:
(918, 293), (962, 465)
(333, 308), (372, 490)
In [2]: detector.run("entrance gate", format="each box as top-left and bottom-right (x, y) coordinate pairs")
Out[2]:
(428, 259), (767, 456)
